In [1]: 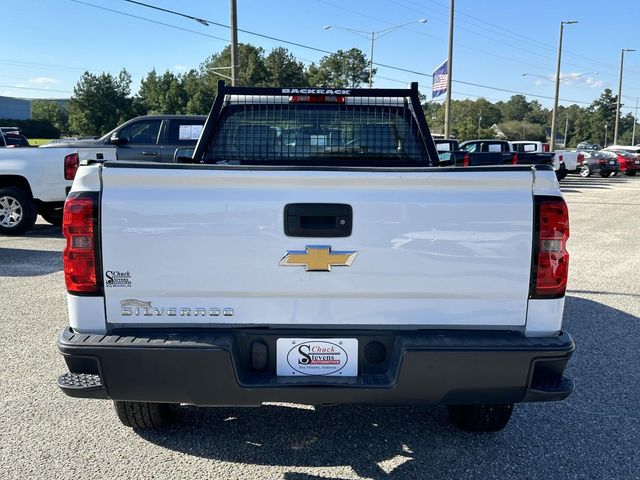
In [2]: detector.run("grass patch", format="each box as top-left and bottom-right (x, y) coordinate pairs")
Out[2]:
(28, 138), (57, 146)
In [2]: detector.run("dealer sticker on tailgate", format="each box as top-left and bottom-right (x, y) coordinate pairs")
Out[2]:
(276, 338), (358, 376)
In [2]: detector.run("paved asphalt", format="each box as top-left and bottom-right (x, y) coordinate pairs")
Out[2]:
(1, 173), (639, 480)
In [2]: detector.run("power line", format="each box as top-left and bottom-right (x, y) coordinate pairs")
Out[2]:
(70, 0), (229, 42)
(69, 0), (613, 106)
(405, 0), (640, 77)
(0, 84), (73, 94)
(0, 58), (144, 77)
(386, 0), (640, 82)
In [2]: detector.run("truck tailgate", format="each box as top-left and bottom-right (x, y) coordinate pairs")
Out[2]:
(100, 166), (534, 328)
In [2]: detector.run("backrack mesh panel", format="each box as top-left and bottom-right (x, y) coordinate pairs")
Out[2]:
(205, 95), (427, 165)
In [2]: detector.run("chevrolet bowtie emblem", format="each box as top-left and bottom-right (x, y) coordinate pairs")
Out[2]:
(280, 245), (357, 272)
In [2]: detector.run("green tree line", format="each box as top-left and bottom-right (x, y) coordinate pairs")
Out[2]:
(31, 43), (638, 146)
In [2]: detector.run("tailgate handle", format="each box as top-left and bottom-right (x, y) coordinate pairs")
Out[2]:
(284, 204), (352, 237)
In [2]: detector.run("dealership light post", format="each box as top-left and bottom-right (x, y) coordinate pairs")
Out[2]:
(550, 20), (578, 151)
(444, 0), (455, 138)
(604, 123), (608, 148)
(323, 19), (427, 88)
(614, 48), (636, 145)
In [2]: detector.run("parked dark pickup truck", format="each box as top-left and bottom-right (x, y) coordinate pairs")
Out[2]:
(434, 139), (555, 170)
(41, 115), (206, 163)
(458, 140), (555, 167)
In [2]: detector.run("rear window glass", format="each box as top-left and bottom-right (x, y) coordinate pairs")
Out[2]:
(515, 143), (536, 152)
(205, 104), (426, 165)
(487, 143), (503, 152)
(168, 120), (205, 145)
(3, 134), (29, 147)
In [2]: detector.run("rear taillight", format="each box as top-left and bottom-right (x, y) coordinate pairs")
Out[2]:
(463, 153), (470, 167)
(598, 159), (606, 165)
(542, 143), (550, 152)
(63, 193), (99, 293)
(577, 153), (584, 164)
(512, 153), (519, 165)
(531, 197), (569, 298)
(64, 153), (79, 180)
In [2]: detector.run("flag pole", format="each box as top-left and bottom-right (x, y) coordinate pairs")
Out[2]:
(444, 0), (454, 138)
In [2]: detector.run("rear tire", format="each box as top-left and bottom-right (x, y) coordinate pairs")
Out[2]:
(40, 206), (63, 226)
(114, 401), (178, 429)
(447, 403), (514, 432)
(579, 165), (591, 177)
(626, 170), (637, 176)
(600, 171), (610, 178)
(0, 187), (37, 235)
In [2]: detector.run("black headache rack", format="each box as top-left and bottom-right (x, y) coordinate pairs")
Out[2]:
(191, 80), (440, 167)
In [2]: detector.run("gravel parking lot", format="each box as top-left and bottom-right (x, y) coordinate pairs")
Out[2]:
(1, 174), (639, 480)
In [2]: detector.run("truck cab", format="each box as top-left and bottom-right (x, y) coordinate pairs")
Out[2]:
(42, 115), (206, 163)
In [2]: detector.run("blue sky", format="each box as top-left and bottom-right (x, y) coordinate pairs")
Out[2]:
(2, 0), (639, 114)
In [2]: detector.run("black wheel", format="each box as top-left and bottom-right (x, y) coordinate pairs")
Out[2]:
(579, 164), (591, 177)
(40, 206), (63, 226)
(626, 170), (637, 176)
(114, 401), (178, 429)
(600, 171), (610, 178)
(0, 187), (38, 235)
(447, 403), (514, 432)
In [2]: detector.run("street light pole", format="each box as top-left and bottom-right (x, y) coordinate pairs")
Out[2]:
(369, 32), (375, 88)
(477, 109), (482, 139)
(564, 116), (569, 147)
(323, 20), (427, 89)
(444, 0), (454, 138)
(604, 123), (608, 148)
(614, 48), (636, 145)
(550, 20), (578, 151)
(229, 0), (239, 86)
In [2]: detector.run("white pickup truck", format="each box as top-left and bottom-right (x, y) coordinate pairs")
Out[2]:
(57, 82), (574, 433)
(0, 115), (205, 235)
(511, 141), (583, 180)
(0, 146), (116, 234)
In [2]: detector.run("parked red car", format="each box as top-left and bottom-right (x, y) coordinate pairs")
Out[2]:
(604, 147), (640, 176)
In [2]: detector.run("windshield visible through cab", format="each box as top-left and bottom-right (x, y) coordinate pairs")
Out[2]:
(205, 103), (427, 166)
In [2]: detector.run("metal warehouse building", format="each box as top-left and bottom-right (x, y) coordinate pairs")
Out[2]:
(0, 95), (32, 120)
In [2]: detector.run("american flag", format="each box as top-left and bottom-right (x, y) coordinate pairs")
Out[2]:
(432, 60), (448, 98)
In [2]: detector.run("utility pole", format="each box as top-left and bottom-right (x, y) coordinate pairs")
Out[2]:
(550, 20), (578, 151)
(633, 98), (638, 145)
(477, 110), (482, 139)
(604, 123), (608, 148)
(230, 0), (239, 86)
(614, 48), (636, 145)
(444, 0), (454, 138)
(564, 116), (569, 147)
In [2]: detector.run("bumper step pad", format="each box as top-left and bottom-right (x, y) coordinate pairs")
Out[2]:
(57, 372), (108, 399)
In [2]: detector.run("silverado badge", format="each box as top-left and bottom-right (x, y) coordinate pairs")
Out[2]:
(279, 245), (357, 272)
